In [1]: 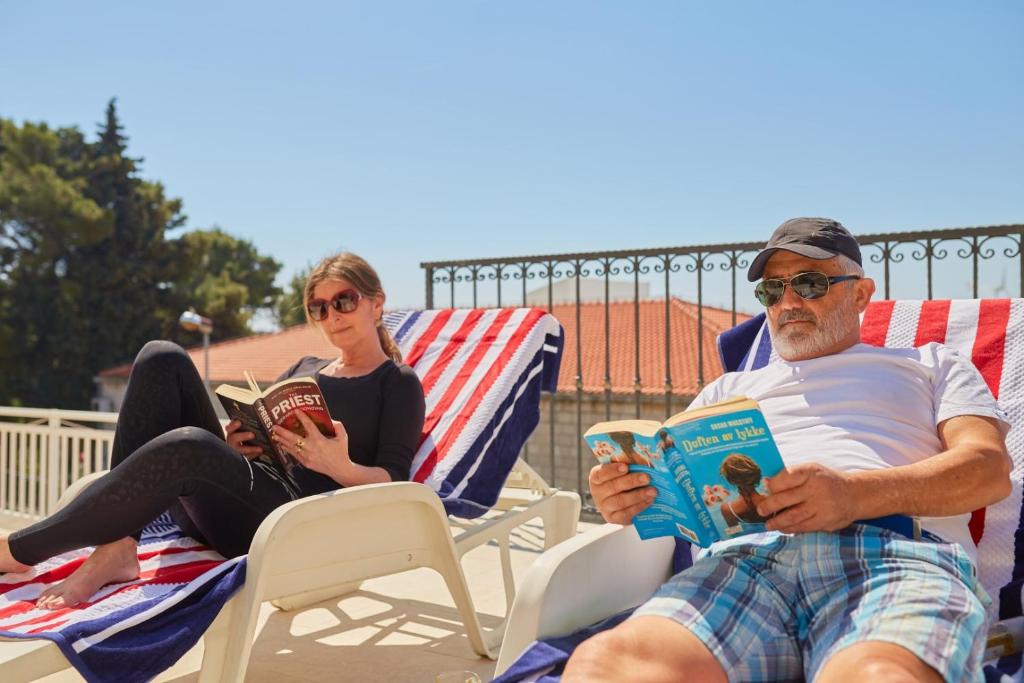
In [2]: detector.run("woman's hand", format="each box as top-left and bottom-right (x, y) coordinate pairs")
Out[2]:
(272, 411), (352, 481)
(224, 419), (264, 460)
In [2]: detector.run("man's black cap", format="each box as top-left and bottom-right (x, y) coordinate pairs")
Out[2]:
(746, 217), (862, 282)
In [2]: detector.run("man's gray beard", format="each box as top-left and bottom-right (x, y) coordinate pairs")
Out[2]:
(769, 303), (854, 360)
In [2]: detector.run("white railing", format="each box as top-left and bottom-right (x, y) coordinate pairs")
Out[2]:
(0, 407), (118, 526)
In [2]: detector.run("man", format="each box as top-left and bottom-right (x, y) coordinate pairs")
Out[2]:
(566, 218), (1012, 683)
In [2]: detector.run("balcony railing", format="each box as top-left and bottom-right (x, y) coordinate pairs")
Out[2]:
(422, 224), (1023, 507)
(1, 225), (1020, 523)
(0, 407), (117, 524)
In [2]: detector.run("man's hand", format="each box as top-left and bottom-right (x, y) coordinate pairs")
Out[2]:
(589, 463), (656, 525)
(758, 463), (863, 533)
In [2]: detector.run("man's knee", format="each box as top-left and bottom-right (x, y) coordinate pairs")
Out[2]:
(817, 642), (943, 683)
(862, 661), (940, 683)
(847, 658), (941, 683)
(564, 617), (726, 683)
(564, 629), (629, 682)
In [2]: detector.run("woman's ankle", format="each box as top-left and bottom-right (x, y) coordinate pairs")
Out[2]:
(0, 535), (32, 573)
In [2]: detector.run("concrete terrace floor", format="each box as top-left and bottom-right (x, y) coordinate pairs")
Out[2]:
(9, 517), (599, 683)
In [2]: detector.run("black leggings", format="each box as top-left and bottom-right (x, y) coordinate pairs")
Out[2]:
(8, 341), (295, 565)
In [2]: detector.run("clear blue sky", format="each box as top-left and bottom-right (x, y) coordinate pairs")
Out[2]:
(2, 1), (1022, 312)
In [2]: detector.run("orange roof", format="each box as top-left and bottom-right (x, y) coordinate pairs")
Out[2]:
(99, 300), (750, 394)
(549, 299), (751, 396)
(98, 325), (338, 384)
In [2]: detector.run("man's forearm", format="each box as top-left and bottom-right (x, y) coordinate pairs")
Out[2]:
(849, 444), (1011, 520)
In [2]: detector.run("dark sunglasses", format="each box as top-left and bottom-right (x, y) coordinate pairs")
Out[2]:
(754, 272), (861, 307)
(307, 288), (362, 321)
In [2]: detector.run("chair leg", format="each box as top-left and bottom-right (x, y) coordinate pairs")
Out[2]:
(198, 587), (263, 683)
(543, 491), (581, 549)
(436, 559), (498, 659)
(197, 607), (232, 683)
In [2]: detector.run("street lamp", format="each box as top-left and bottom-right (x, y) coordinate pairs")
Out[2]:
(179, 309), (214, 388)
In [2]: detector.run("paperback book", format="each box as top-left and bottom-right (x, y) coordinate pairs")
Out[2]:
(215, 371), (336, 489)
(584, 396), (784, 546)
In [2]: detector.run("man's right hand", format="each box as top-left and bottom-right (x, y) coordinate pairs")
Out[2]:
(589, 462), (657, 525)
(224, 419), (264, 460)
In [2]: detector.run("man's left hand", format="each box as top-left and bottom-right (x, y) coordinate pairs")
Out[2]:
(758, 463), (863, 533)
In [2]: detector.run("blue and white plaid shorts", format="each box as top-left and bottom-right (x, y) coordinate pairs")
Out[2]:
(631, 525), (989, 683)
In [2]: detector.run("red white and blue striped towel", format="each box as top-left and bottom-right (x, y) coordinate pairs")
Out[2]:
(0, 308), (564, 682)
(0, 516), (246, 683)
(386, 307), (563, 517)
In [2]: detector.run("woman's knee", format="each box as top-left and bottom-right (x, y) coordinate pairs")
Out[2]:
(141, 426), (230, 470)
(133, 340), (191, 377)
(167, 426), (226, 451)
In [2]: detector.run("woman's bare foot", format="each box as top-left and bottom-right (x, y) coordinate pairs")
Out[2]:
(0, 535), (32, 574)
(36, 537), (140, 610)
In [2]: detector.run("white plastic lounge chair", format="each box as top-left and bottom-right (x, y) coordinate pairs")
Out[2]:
(0, 307), (581, 683)
(496, 298), (1024, 680)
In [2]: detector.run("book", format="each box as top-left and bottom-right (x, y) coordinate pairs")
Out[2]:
(215, 371), (336, 489)
(583, 396), (785, 547)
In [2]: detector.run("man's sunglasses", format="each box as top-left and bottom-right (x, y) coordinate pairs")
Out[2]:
(754, 272), (861, 307)
(307, 288), (362, 321)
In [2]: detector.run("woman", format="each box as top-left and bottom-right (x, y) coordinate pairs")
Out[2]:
(718, 452), (769, 528)
(0, 252), (425, 610)
(608, 431), (651, 466)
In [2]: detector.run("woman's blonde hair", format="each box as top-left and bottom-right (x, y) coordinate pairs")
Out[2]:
(719, 453), (763, 490)
(304, 252), (402, 363)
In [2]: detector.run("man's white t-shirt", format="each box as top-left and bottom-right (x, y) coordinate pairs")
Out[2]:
(689, 342), (1010, 562)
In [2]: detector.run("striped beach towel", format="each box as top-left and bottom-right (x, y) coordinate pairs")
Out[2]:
(0, 514), (246, 682)
(385, 307), (563, 518)
(496, 298), (1024, 683)
(0, 307), (563, 682)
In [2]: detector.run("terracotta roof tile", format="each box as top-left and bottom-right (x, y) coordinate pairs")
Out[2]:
(98, 325), (338, 385)
(549, 298), (751, 396)
(98, 300), (750, 394)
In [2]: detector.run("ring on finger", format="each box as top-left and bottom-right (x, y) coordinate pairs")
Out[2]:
(295, 438), (305, 453)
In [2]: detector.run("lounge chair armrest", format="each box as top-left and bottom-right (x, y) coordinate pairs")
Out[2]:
(245, 481), (455, 595)
(496, 523), (675, 675)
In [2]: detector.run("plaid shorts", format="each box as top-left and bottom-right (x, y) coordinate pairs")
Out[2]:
(632, 525), (989, 683)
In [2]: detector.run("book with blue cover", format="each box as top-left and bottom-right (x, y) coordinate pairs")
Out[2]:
(584, 396), (785, 547)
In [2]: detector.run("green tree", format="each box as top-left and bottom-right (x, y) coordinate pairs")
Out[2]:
(0, 101), (284, 408)
(59, 100), (186, 406)
(274, 266), (311, 328)
(164, 228), (283, 341)
(0, 119), (115, 407)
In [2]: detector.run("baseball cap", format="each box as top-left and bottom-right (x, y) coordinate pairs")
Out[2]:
(746, 217), (862, 282)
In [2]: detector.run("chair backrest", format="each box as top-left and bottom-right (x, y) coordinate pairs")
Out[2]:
(716, 299), (1024, 620)
(382, 308), (564, 519)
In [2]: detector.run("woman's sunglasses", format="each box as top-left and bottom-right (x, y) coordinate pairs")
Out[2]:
(307, 288), (362, 321)
(754, 272), (861, 307)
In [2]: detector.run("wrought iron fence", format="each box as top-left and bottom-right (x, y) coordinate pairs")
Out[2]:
(422, 224), (1023, 509)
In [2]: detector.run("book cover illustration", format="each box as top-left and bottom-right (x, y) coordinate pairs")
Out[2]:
(584, 397), (784, 547)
